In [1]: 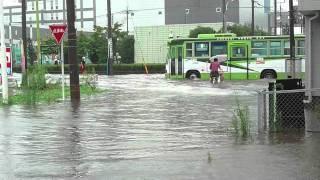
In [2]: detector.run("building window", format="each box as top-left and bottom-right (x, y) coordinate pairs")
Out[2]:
(284, 41), (290, 56)
(195, 42), (209, 57)
(186, 43), (193, 57)
(297, 40), (305, 56)
(270, 41), (282, 56)
(252, 41), (267, 57)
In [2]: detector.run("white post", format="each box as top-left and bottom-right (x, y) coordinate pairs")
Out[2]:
(61, 40), (65, 101)
(30, 24), (33, 40)
(0, 0), (8, 104)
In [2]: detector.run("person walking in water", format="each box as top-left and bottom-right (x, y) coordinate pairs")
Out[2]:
(210, 58), (222, 84)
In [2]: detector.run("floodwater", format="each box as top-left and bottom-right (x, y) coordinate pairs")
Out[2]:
(0, 74), (319, 180)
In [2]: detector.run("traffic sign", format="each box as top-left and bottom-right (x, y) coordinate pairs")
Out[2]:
(49, 24), (67, 44)
(0, 48), (12, 76)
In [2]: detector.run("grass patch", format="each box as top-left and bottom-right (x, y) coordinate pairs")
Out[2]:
(1, 85), (105, 106)
(232, 95), (251, 138)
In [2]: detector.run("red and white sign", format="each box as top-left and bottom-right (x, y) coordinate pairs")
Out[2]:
(0, 48), (12, 76)
(49, 24), (67, 44)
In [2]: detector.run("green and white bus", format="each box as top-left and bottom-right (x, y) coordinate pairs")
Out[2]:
(166, 33), (305, 80)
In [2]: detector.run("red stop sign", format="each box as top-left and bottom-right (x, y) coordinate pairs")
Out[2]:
(49, 24), (67, 44)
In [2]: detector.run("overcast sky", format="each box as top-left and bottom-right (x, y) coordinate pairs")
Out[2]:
(4, 0), (299, 31)
(4, 0), (165, 31)
(95, 0), (164, 31)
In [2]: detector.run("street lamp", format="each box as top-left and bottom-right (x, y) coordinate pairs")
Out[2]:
(222, 0), (236, 33)
(185, 8), (190, 24)
(278, 0), (286, 35)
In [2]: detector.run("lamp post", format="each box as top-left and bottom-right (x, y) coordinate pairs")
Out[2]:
(222, 0), (236, 33)
(185, 8), (190, 24)
(279, 0), (286, 35)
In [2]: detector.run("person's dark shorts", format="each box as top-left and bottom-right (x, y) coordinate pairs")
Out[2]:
(210, 71), (219, 78)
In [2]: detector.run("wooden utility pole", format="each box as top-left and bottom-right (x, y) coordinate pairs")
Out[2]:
(22, 0), (27, 71)
(107, 0), (113, 75)
(289, 0), (295, 78)
(66, 0), (80, 101)
(251, 0), (255, 35)
(222, 0), (226, 33)
(274, 0), (277, 35)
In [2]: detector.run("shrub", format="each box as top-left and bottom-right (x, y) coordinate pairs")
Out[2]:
(13, 63), (165, 75)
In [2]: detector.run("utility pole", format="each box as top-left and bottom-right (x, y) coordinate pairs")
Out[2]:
(126, 6), (129, 34)
(36, 0), (41, 64)
(22, 0), (27, 72)
(289, 0), (295, 78)
(222, 0), (226, 33)
(66, 0), (80, 101)
(0, 0), (8, 103)
(251, 0), (255, 35)
(107, 0), (113, 75)
(274, 0), (277, 35)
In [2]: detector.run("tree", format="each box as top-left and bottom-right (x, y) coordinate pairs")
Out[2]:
(77, 32), (91, 60)
(41, 37), (59, 63)
(117, 34), (135, 64)
(189, 26), (216, 38)
(88, 26), (108, 64)
(227, 24), (269, 36)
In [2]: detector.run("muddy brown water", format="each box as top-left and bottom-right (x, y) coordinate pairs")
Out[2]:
(1, 75), (319, 180)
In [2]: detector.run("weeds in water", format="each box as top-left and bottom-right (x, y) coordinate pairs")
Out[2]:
(207, 152), (213, 163)
(232, 95), (251, 138)
(21, 65), (47, 105)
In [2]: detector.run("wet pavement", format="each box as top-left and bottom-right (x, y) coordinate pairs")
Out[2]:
(0, 74), (319, 180)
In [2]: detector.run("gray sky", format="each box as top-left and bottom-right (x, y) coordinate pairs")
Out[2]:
(95, 0), (164, 31)
(4, 0), (165, 31)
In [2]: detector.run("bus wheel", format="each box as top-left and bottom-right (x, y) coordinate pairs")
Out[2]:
(186, 70), (201, 79)
(261, 69), (277, 79)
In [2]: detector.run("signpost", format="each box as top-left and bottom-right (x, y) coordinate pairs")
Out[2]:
(0, 48), (12, 76)
(49, 24), (67, 100)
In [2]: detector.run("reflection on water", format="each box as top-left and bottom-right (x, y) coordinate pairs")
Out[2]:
(0, 74), (319, 180)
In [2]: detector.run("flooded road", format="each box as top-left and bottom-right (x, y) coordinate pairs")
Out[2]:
(0, 74), (319, 180)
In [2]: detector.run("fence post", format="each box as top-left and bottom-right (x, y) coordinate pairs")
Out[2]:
(263, 92), (267, 131)
(258, 91), (263, 132)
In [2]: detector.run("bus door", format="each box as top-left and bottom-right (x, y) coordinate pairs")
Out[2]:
(177, 47), (183, 75)
(170, 47), (176, 75)
(230, 44), (249, 79)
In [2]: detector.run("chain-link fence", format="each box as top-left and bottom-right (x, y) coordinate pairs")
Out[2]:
(257, 88), (320, 132)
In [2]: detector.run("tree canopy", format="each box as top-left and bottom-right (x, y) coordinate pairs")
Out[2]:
(189, 26), (216, 38)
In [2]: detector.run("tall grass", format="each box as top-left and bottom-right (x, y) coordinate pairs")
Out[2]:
(21, 65), (47, 105)
(232, 96), (251, 138)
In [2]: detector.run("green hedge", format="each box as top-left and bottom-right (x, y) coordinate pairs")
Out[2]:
(13, 63), (166, 75)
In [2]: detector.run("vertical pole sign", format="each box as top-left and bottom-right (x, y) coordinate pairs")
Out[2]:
(49, 24), (67, 100)
(0, 48), (12, 76)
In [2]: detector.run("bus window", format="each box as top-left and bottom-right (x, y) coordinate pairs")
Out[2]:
(251, 41), (267, 57)
(284, 41), (290, 56)
(270, 41), (282, 56)
(211, 42), (227, 56)
(195, 42), (209, 57)
(186, 43), (193, 57)
(232, 47), (246, 58)
(297, 40), (305, 56)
